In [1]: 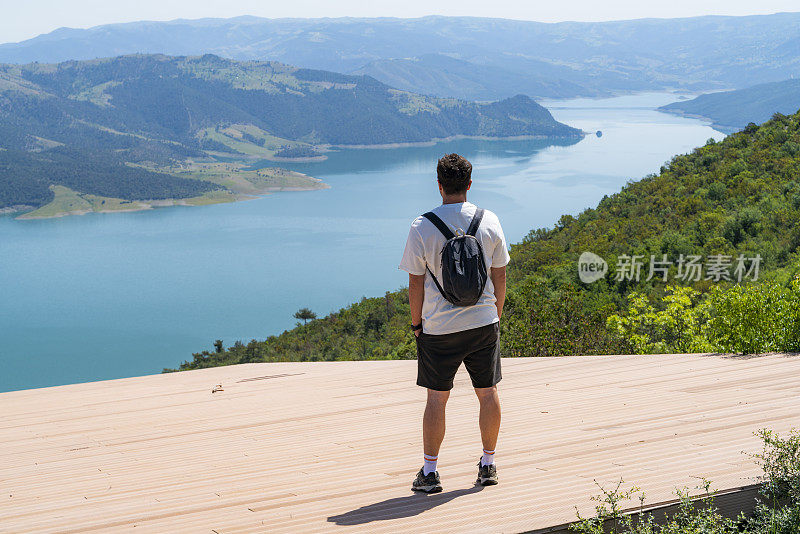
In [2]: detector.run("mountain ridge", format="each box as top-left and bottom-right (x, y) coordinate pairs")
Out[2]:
(3, 14), (800, 100)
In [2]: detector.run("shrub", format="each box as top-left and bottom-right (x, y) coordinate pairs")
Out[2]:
(607, 277), (800, 355)
(606, 286), (713, 354)
(572, 429), (800, 533)
(706, 278), (800, 354)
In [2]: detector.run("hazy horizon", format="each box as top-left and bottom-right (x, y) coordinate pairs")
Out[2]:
(3, 1), (800, 46)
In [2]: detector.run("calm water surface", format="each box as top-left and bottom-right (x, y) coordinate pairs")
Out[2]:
(0, 92), (724, 392)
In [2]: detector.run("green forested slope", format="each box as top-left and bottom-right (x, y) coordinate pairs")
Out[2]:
(172, 111), (800, 371)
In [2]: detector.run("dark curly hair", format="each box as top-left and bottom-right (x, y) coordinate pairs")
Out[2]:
(437, 153), (472, 195)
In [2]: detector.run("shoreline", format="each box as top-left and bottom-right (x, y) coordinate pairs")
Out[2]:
(205, 150), (330, 163)
(656, 107), (738, 134)
(15, 182), (329, 220)
(213, 132), (587, 160)
(269, 154), (328, 162)
(0, 205), (36, 216)
(320, 132), (585, 150)
(17, 198), (194, 220)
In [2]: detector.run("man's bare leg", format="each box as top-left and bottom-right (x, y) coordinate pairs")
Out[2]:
(475, 385), (501, 454)
(411, 388), (450, 492)
(422, 389), (450, 470)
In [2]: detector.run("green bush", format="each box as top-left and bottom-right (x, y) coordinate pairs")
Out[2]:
(706, 279), (800, 354)
(607, 277), (800, 355)
(606, 286), (713, 354)
(744, 429), (800, 534)
(571, 479), (736, 534)
(571, 429), (800, 533)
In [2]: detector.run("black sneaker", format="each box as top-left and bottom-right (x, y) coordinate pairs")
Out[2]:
(476, 460), (498, 486)
(411, 468), (442, 493)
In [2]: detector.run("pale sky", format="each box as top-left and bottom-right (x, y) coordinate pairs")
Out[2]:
(2, 0), (799, 45)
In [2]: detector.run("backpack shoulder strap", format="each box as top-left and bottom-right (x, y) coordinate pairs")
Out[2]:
(422, 212), (456, 240)
(426, 265), (448, 299)
(466, 208), (485, 236)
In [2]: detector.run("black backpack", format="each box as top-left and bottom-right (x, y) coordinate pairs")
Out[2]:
(422, 208), (488, 307)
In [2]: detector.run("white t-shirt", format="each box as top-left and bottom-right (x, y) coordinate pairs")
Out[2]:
(399, 201), (511, 335)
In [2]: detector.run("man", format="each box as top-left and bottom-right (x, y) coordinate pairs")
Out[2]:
(399, 153), (510, 493)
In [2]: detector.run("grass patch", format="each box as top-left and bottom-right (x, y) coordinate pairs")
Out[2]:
(69, 81), (120, 107)
(20, 185), (94, 218)
(181, 190), (238, 206)
(196, 124), (315, 159)
(19, 185), (151, 218)
(17, 184), (241, 219)
(174, 161), (327, 194)
(244, 167), (327, 190)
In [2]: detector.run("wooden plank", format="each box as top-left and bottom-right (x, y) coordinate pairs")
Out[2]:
(1, 354), (797, 533)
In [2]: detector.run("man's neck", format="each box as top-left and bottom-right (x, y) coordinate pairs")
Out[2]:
(441, 196), (467, 205)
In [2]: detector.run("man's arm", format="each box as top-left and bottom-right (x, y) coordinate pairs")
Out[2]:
(409, 273), (425, 336)
(490, 266), (506, 319)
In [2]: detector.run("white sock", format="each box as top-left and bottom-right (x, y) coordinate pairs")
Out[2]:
(423, 454), (438, 475)
(481, 448), (495, 466)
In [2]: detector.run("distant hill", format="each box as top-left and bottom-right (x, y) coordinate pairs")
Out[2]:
(659, 79), (800, 132)
(2, 14), (800, 99)
(0, 54), (581, 212)
(353, 53), (601, 101)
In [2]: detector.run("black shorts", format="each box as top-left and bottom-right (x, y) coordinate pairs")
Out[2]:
(415, 322), (502, 391)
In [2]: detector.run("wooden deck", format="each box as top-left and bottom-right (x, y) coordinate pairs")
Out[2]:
(2, 353), (800, 533)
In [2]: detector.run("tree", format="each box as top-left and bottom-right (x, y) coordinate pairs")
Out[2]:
(213, 340), (224, 353)
(294, 307), (317, 325)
